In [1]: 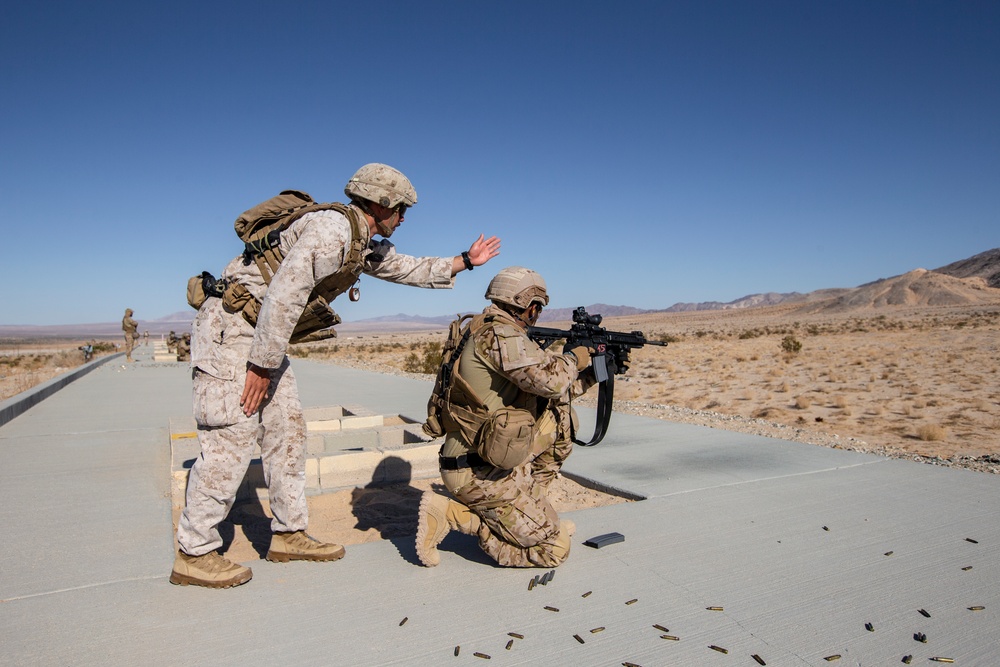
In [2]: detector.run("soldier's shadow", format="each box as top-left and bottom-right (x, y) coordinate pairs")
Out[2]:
(350, 455), (493, 567)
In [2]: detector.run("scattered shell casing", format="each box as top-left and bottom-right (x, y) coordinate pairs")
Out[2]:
(823, 526), (830, 531)
(707, 607), (724, 611)
(660, 635), (679, 641)
(399, 617), (408, 626)
(865, 622), (874, 632)
(929, 659), (955, 664)
(902, 655), (912, 664)
(508, 632), (524, 639)
(454, 646), (460, 657)
(582, 591), (593, 598)
(914, 632), (927, 643)
(965, 537), (979, 544)
(505, 640), (513, 651)
(752, 654), (766, 665)
(962, 566), (973, 571)
(968, 606), (985, 611)
(591, 627), (605, 634)
(544, 606), (560, 612)
(709, 645), (729, 654)
(528, 578), (535, 591)
(652, 624), (669, 633)
(473, 652), (491, 659)
(622, 663), (641, 667)
(919, 609), (931, 618)
(823, 655), (841, 662)
(625, 599), (638, 605)
(884, 551), (894, 556)
(574, 634), (585, 644)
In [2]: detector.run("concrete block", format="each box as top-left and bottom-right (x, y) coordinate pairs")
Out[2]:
(321, 429), (379, 452)
(341, 415), (384, 430)
(305, 458), (319, 490)
(390, 444), (440, 481)
(319, 451), (383, 490)
(306, 434), (327, 455)
(307, 419), (342, 433)
(303, 406), (347, 421)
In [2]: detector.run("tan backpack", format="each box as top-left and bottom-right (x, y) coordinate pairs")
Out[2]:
(188, 190), (368, 344)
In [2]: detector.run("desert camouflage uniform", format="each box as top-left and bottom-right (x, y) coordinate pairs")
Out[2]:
(122, 309), (138, 361)
(439, 305), (594, 567)
(176, 206), (454, 556)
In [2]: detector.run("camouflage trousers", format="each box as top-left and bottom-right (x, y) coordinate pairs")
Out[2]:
(443, 437), (573, 568)
(124, 333), (137, 359)
(176, 358), (308, 556)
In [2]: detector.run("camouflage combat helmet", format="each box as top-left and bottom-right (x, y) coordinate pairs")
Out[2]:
(485, 267), (550, 309)
(344, 163), (417, 209)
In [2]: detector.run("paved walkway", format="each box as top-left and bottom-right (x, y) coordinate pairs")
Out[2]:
(1, 344), (997, 666)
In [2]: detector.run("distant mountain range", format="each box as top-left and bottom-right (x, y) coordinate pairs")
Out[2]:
(3, 248), (998, 338)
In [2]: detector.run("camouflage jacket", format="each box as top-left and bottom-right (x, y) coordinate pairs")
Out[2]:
(217, 206), (454, 369)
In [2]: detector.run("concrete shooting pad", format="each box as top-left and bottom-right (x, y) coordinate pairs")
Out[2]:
(1, 343), (997, 666)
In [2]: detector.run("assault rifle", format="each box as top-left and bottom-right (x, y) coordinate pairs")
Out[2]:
(527, 307), (667, 447)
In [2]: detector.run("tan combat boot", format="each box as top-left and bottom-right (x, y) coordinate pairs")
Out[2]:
(416, 492), (480, 567)
(169, 550), (252, 588)
(266, 531), (345, 563)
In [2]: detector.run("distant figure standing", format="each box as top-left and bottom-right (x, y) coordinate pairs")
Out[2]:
(143, 330), (149, 347)
(176, 333), (191, 362)
(167, 330), (178, 353)
(79, 342), (93, 362)
(122, 308), (139, 362)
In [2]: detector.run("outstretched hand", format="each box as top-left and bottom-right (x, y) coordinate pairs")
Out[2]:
(467, 234), (501, 267)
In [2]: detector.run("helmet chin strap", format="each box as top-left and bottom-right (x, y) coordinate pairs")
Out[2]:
(375, 218), (394, 237)
(516, 304), (540, 328)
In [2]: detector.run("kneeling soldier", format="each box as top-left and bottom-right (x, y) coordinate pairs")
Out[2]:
(418, 267), (594, 568)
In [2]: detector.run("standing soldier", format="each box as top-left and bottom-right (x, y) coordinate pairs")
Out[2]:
(121, 308), (139, 362)
(417, 267), (595, 569)
(143, 330), (149, 347)
(170, 163), (501, 588)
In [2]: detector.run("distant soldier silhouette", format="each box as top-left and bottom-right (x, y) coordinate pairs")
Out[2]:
(121, 308), (139, 362)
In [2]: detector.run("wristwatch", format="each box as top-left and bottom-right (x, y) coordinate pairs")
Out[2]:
(461, 251), (474, 271)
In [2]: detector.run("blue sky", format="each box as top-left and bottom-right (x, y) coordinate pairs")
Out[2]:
(2, 1), (997, 325)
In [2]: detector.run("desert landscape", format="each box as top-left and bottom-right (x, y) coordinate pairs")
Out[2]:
(288, 266), (1000, 475)
(8, 251), (1000, 559)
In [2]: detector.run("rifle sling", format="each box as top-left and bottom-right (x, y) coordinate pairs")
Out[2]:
(572, 357), (615, 447)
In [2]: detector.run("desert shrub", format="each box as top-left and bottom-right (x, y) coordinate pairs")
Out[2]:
(657, 333), (681, 344)
(794, 396), (812, 409)
(916, 424), (946, 441)
(738, 329), (763, 340)
(403, 342), (443, 374)
(780, 335), (802, 354)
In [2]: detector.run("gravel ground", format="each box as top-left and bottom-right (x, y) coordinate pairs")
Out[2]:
(307, 356), (1000, 476)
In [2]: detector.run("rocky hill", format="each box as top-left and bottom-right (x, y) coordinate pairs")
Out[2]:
(934, 247), (1000, 288)
(792, 268), (999, 315)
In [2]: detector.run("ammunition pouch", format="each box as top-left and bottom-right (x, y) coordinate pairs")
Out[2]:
(221, 280), (341, 344)
(187, 271), (227, 311)
(474, 407), (536, 470)
(221, 281), (261, 326)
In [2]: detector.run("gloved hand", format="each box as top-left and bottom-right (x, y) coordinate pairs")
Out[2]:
(564, 344), (592, 371)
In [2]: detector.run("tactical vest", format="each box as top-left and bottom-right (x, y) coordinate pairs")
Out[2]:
(221, 190), (369, 344)
(424, 312), (537, 443)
